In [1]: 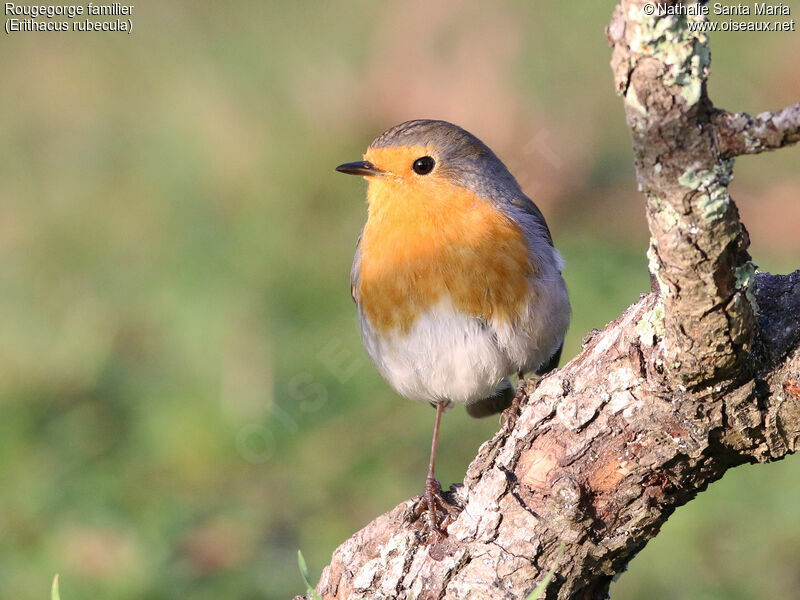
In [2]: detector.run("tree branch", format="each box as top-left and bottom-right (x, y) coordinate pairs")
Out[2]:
(713, 103), (800, 158)
(608, 0), (756, 388)
(300, 3), (800, 598)
(305, 274), (800, 600)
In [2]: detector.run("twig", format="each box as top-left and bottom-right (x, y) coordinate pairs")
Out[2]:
(714, 103), (800, 158)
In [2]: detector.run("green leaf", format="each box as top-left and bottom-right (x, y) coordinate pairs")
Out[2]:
(298, 550), (311, 588)
(526, 542), (566, 600)
(51, 575), (60, 600)
(297, 550), (322, 600)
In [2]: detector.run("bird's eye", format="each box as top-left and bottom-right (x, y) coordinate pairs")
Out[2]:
(412, 156), (435, 175)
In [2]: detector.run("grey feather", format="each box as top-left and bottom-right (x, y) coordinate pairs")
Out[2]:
(465, 378), (514, 418)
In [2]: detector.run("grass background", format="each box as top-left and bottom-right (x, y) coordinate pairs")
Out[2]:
(1, 2), (799, 598)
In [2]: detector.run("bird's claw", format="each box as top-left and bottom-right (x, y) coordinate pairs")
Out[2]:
(407, 478), (459, 542)
(500, 378), (529, 432)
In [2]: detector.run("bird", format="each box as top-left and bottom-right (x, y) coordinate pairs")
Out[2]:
(335, 119), (570, 537)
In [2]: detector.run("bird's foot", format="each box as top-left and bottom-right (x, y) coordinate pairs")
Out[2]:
(501, 378), (531, 432)
(407, 478), (460, 542)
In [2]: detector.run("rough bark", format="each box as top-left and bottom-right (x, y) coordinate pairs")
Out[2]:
(713, 102), (800, 158)
(299, 2), (800, 598)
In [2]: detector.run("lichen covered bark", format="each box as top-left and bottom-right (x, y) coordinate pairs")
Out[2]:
(608, 0), (755, 388)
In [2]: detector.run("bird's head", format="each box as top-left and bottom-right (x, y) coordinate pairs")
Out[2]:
(336, 120), (521, 212)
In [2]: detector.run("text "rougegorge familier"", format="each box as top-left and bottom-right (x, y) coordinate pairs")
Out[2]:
(4, 3), (134, 33)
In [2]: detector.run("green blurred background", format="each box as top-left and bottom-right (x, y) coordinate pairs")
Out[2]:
(1, 2), (798, 599)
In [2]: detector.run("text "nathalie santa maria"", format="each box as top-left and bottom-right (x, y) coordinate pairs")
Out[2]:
(655, 3), (791, 16)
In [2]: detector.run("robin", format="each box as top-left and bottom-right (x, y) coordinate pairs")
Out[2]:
(336, 120), (570, 537)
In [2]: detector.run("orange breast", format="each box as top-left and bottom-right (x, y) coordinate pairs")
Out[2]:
(357, 176), (534, 334)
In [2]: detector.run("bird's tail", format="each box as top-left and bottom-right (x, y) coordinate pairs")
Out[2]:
(465, 378), (514, 418)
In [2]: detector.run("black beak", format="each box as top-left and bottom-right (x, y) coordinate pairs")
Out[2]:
(335, 160), (383, 177)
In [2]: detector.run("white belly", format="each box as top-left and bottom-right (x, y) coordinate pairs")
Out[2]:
(357, 276), (568, 405)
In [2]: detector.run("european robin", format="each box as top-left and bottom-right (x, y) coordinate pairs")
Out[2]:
(336, 120), (570, 537)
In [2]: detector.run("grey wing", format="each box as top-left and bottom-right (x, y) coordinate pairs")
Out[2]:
(507, 193), (554, 248)
(535, 341), (563, 376)
(465, 378), (514, 418)
(350, 231), (363, 303)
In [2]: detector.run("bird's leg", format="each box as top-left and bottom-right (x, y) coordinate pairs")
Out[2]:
(408, 402), (455, 540)
(424, 401), (445, 533)
(502, 372), (529, 431)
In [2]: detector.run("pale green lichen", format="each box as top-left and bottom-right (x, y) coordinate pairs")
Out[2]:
(678, 160), (734, 222)
(679, 79), (702, 106)
(696, 188), (730, 222)
(636, 297), (666, 346)
(648, 194), (680, 231)
(735, 261), (759, 312)
(678, 165), (710, 190)
(678, 168), (701, 189)
(681, 44), (710, 104)
(629, 2), (710, 107)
